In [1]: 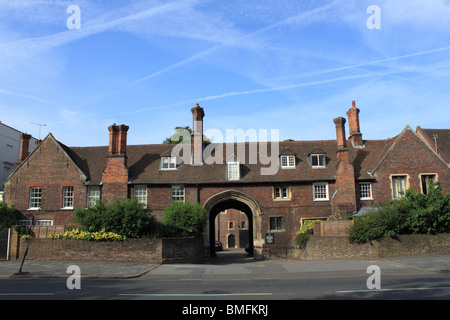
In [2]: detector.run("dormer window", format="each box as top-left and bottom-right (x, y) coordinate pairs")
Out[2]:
(227, 156), (240, 180)
(310, 154), (326, 168)
(280, 155), (295, 169)
(161, 156), (177, 170)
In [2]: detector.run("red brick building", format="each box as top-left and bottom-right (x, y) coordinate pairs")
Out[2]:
(4, 102), (449, 258)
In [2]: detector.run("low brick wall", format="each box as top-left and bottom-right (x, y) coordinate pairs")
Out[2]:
(13, 236), (204, 263)
(295, 233), (450, 260)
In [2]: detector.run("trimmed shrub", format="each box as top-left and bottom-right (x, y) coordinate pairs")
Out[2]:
(163, 202), (206, 237)
(74, 198), (156, 238)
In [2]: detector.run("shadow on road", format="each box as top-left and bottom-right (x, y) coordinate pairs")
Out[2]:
(211, 248), (255, 264)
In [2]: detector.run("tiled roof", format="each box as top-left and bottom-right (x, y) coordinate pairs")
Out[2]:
(68, 138), (392, 185)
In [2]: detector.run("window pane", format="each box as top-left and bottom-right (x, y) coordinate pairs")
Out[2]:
(87, 186), (101, 207)
(29, 187), (42, 208)
(227, 162), (240, 180)
(134, 185), (147, 205)
(171, 185), (185, 202)
(63, 187), (74, 208)
(313, 183), (328, 200)
(359, 182), (372, 199)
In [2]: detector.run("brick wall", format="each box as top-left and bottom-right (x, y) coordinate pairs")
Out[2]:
(296, 233), (450, 260)
(372, 128), (450, 202)
(4, 135), (87, 226)
(13, 236), (204, 263)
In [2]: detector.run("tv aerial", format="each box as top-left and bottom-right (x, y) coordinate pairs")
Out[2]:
(30, 122), (47, 140)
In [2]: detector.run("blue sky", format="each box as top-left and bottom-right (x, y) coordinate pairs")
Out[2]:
(0, 0), (449, 146)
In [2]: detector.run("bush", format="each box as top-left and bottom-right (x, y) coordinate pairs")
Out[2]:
(295, 219), (322, 249)
(394, 182), (450, 235)
(74, 199), (156, 238)
(163, 202), (206, 237)
(347, 205), (404, 244)
(348, 182), (450, 243)
(49, 228), (126, 241)
(0, 201), (16, 229)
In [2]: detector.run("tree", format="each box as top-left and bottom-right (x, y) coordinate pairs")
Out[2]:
(74, 199), (156, 238)
(163, 202), (206, 237)
(0, 202), (16, 229)
(163, 126), (210, 145)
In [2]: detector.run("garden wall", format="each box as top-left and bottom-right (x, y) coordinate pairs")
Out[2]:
(12, 236), (204, 263)
(296, 233), (450, 260)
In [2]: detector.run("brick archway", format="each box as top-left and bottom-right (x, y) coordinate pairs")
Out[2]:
(203, 190), (263, 259)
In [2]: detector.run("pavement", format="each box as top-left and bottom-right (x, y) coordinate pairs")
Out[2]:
(1, 250), (449, 280)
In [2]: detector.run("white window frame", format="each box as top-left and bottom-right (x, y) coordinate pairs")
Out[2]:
(134, 185), (148, 207)
(36, 219), (53, 226)
(161, 157), (177, 170)
(280, 155), (295, 169)
(62, 186), (74, 209)
(359, 182), (373, 200)
(171, 185), (185, 203)
(29, 187), (42, 210)
(227, 161), (240, 181)
(87, 186), (101, 207)
(311, 154), (326, 168)
(313, 182), (329, 201)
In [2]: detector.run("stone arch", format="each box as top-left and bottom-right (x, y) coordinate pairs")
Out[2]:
(203, 189), (263, 259)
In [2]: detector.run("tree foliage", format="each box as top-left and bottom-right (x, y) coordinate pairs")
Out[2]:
(163, 202), (206, 237)
(348, 182), (450, 243)
(74, 199), (156, 238)
(0, 201), (16, 229)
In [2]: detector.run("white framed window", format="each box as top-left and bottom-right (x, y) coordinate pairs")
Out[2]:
(161, 157), (177, 170)
(29, 187), (42, 209)
(280, 155), (295, 168)
(134, 185), (148, 206)
(269, 217), (283, 231)
(391, 175), (408, 199)
(313, 182), (329, 201)
(62, 186), (74, 209)
(359, 182), (373, 200)
(171, 185), (185, 203)
(274, 186), (290, 200)
(227, 160), (240, 180)
(36, 219), (53, 226)
(311, 154), (326, 168)
(87, 186), (101, 207)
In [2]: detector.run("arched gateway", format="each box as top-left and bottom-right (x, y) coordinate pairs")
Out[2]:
(203, 190), (263, 259)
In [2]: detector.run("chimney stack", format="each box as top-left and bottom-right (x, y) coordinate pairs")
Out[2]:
(191, 104), (205, 165)
(333, 117), (347, 150)
(19, 133), (32, 162)
(108, 124), (129, 155)
(346, 100), (364, 147)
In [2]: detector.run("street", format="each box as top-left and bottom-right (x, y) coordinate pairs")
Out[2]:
(1, 271), (449, 300)
(1, 250), (449, 302)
